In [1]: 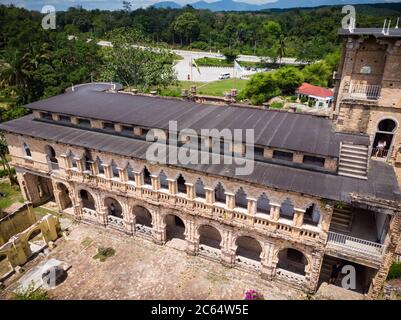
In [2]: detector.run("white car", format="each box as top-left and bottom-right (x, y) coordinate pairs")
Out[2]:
(218, 73), (231, 80)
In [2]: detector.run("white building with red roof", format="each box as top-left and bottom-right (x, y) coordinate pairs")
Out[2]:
(296, 82), (334, 110)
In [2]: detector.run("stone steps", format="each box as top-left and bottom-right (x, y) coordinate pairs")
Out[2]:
(330, 206), (353, 233)
(338, 143), (369, 180)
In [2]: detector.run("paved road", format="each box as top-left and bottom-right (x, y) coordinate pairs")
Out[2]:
(96, 41), (302, 83)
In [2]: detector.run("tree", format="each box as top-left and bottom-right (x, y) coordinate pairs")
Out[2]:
(173, 12), (200, 46)
(222, 48), (238, 63)
(242, 72), (281, 105)
(275, 35), (287, 67)
(302, 61), (332, 87)
(100, 28), (176, 91)
(276, 66), (304, 95)
(0, 134), (17, 184)
(122, 1), (133, 12)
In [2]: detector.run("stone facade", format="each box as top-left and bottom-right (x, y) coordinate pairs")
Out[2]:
(3, 128), (401, 298)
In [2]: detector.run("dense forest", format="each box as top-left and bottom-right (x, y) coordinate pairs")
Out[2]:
(1, 3), (401, 109)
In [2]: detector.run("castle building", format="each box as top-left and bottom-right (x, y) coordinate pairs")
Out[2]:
(0, 28), (401, 299)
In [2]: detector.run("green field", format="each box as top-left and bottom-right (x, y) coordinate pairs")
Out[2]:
(0, 182), (24, 210)
(161, 79), (248, 98)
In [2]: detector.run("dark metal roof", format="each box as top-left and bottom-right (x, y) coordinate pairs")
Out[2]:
(1, 115), (399, 203)
(338, 28), (401, 38)
(23, 83), (369, 157)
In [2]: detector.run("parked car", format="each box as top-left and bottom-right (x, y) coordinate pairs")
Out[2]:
(218, 72), (230, 80)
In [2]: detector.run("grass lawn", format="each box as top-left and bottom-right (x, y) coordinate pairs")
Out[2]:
(160, 79), (247, 97)
(0, 181), (24, 210)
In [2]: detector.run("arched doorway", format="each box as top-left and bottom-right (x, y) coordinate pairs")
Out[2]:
(372, 118), (397, 160)
(235, 236), (262, 265)
(27, 228), (46, 256)
(104, 197), (123, 218)
(133, 206), (153, 236)
(56, 183), (72, 210)
(165, 214), (185, 241)
(277, 248), (308, 276)
(198, 225), (221, 260)
(79, 189), (96, 210)
(199, 225), (221, 249)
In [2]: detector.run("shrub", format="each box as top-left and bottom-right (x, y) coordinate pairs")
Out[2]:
(387, 262), (401, 280)
(270, 102), (283, 109)
(14, 282), (49, 300)
(93, 247), (115, 262)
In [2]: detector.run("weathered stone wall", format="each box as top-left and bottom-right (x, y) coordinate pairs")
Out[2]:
(0, 202), (36, 246)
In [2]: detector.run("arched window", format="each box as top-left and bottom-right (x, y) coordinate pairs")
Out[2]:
(143, 167), (151, 185)
(177, 174), (186, 194)
(127, 163), (135, 182)
(304, 203), (320, 226)
(46, 145), (57, 163)
(96, 156), (104, 175)
(257, 193), (270, 214)
(235, 187), (247, 209)
(214, 182), (226, 204)
(195, 178), (205, 198)
(111, 160), (119, 178)
(68, 150), (77, 168)
(378, 119), (397, 133)
(23, 142), (32, 158)
(280, 198), (294, 219)
(159, 170), (168, 189)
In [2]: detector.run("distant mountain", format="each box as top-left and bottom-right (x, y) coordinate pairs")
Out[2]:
(153, 1), (183, 8)
(152, 0), (401, 12)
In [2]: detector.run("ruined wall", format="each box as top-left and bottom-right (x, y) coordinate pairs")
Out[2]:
(0, 202), (36, 246)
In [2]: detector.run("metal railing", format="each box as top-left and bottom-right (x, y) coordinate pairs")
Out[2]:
(327, 231), (384, 257)
(370, 147), (390, 160)
(348, 82), (381, 100)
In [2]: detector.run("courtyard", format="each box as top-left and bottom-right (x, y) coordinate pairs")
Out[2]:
(0, 215), (306, 300)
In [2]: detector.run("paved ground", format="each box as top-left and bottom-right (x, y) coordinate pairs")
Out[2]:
(1, 221), (305, 300)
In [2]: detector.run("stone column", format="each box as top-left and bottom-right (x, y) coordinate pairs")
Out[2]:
(89, 161), (97, 175)
(185, 219), (198, 255)
(103, 164), (112, 179)
(226, 192), (235, 209)
(186, 183), (194, 199)
(168, 179), (177, 195)
(151, 175), (160, 190)
(205, 187), (214, 204)
(247, 197), (257, 215)
(260, 242), (276, 280)
(220, 228), (236, 267)
(60, 154), (70, 170)
(270, 204), (280, 221)
(119, 167), (128, 182)
(305, 250), (324, 293)
(134, 172), (143, 187)
(152, 209), (166, 245)
(75, 157), (84, 172)
(293, 208), (305, 227)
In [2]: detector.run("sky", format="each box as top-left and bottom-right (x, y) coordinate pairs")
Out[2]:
(0, 0), (398, 10)
(1, 0), (279, 10)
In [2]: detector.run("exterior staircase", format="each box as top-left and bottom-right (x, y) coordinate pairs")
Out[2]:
(330, 206), (353, 233)
(338, 143), (369, 179)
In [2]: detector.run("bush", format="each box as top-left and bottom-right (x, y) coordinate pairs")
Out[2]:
(93, 247), (115, 262)
(270, 102), (283, 109)
(14, 282), (49, 300)
(0, 167), (16, 178)
(387, 262), (401, 280)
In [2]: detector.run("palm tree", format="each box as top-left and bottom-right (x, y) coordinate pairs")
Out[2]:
(0, 135), (16, 185)
(275, 35), (287, 67)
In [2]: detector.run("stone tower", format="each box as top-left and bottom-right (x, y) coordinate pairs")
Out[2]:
(333, 27), (401, 183)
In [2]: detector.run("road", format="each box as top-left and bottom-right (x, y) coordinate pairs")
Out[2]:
(96, 40), (303, 83)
